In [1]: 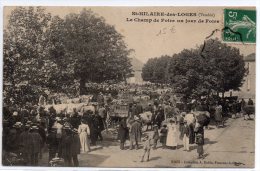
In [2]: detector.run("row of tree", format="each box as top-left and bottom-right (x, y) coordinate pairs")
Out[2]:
(142, 39), (247, 100)
(4, 7), (133, 102)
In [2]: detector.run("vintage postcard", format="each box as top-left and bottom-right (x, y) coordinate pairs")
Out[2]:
(2, 6), (256, 168)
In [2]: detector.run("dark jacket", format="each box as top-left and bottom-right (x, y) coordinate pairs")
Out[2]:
(71, 133), (81, 155)
(180, 124), (190, 140)
(129, 120), (142, 142)
(60, 132), (73, 158)
(70, 115), (81, 129)
(19, 130), (33, 154)
(118, 119), (129, 142)
(46, 132), (59, 150)
(152, 129), (159, 140)
(31, 131), (42, 154)
(92, 115), (104, 132)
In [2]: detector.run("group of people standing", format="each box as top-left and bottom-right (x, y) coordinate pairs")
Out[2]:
(3, 101), (107, 166)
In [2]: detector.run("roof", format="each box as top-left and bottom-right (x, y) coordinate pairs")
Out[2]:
(244, 53), (255, 62)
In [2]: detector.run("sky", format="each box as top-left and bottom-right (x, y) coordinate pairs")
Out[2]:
(4, 6), (256, 63)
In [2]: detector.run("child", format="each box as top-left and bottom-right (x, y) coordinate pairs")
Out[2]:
(141, 135), (152, 162)
(196, 133), (204, 159)
(160, 124), (167, 149)
(152, 125), (159, 150)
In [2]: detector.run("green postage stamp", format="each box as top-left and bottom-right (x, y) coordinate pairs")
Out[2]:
(223, 9), (256, 43)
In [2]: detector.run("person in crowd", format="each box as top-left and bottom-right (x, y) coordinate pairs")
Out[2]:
(188, 120), (196, 145)
(78, 120), (91, 152)
(9, 112), (21, 127)
(179, 112), (185, 131)
(128, 103), (134, 119)
(8, 122), (23, 153)
(97, 92), (105, 106)
(154, 99), (159, 109)
(180, 120), (190, 151)
(98, 104), (108, 130)
(71, 128), (81, 167)
(46, 128), (59, 164)
(53, 117), (63, 146)
(38, 121), (46, 159)
(59, 126), (73, 166)
(194, 122), (205, 145)
(70, 110), (81, 129)
(248, 98), (254, 105)
(118, 118), (129, 150)
(136, 101), (143, 115)
(240, 98), (246, 115)
(131, 103), (138, 116)
(140, 135), (152, 162)
(166, 119), (178, 149)
(30, 125), (42, 166)
(152, 125), (159, 150)
(160, 124), (168, 149)
(164, 102), (172, 120)
(196, 133), (204, 159)
(147, 103), (154, 114)
(153, 108), (164, 129)
(90, 112), (104, 145)
(215, 102), (223, 128)
(129, 116), (142, 150)
(63, 117), (73, 128)
(19, 124), (32, 165)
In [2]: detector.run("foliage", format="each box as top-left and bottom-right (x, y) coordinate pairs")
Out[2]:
(142, 38), (247, 100)
(46, 9), (133, 92)
(4, 7), (133, 104)
(142, 55), (171, 83)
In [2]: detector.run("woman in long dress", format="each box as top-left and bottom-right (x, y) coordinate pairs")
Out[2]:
(166, 119), (178, 149)
(78, 120), (91, 153)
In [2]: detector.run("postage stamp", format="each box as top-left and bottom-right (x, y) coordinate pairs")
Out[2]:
(223, 9), (256, 43)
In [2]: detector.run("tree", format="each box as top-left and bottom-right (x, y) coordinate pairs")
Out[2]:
(142, 55), (171, 83)
(200, 38), (246, 96)
(4, 7), (52, 104)
(46, 9), (133, 94)
(142, 38), (247, 101)
(168, 38), (246, 100)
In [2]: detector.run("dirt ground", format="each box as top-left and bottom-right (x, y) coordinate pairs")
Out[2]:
(39, 116), (255, 168)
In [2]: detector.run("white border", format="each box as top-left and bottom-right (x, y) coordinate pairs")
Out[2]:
(0, 0), (259, 171)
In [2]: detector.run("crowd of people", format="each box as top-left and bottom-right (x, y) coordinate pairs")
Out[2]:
(2, 85), (255, 166)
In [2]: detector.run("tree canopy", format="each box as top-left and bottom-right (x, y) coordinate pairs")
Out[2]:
(142, 55), (171, 83)
(4, 7), (133, 104)
(142, 38), (247, 100)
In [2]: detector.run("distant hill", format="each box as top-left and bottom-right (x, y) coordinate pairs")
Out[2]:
(131, 57), (144, 71)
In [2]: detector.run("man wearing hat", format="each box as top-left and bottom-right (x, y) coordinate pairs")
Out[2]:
(7, 122), (23, 153)
(71, 128), (81, 166)
(46, 128), (59, 164)
(180, 120), (190, 151)
(129, 116), (142, 150)
(19, 124), (33, 165)
(59, 125), (73, 166)
(30, 125), (42, 166)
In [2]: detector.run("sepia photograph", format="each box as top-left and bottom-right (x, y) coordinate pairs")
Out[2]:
(2, 6), (256, 168)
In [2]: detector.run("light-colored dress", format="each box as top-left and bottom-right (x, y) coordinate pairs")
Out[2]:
(166, 123), (178, 147)
(78, 123), (91, 152)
